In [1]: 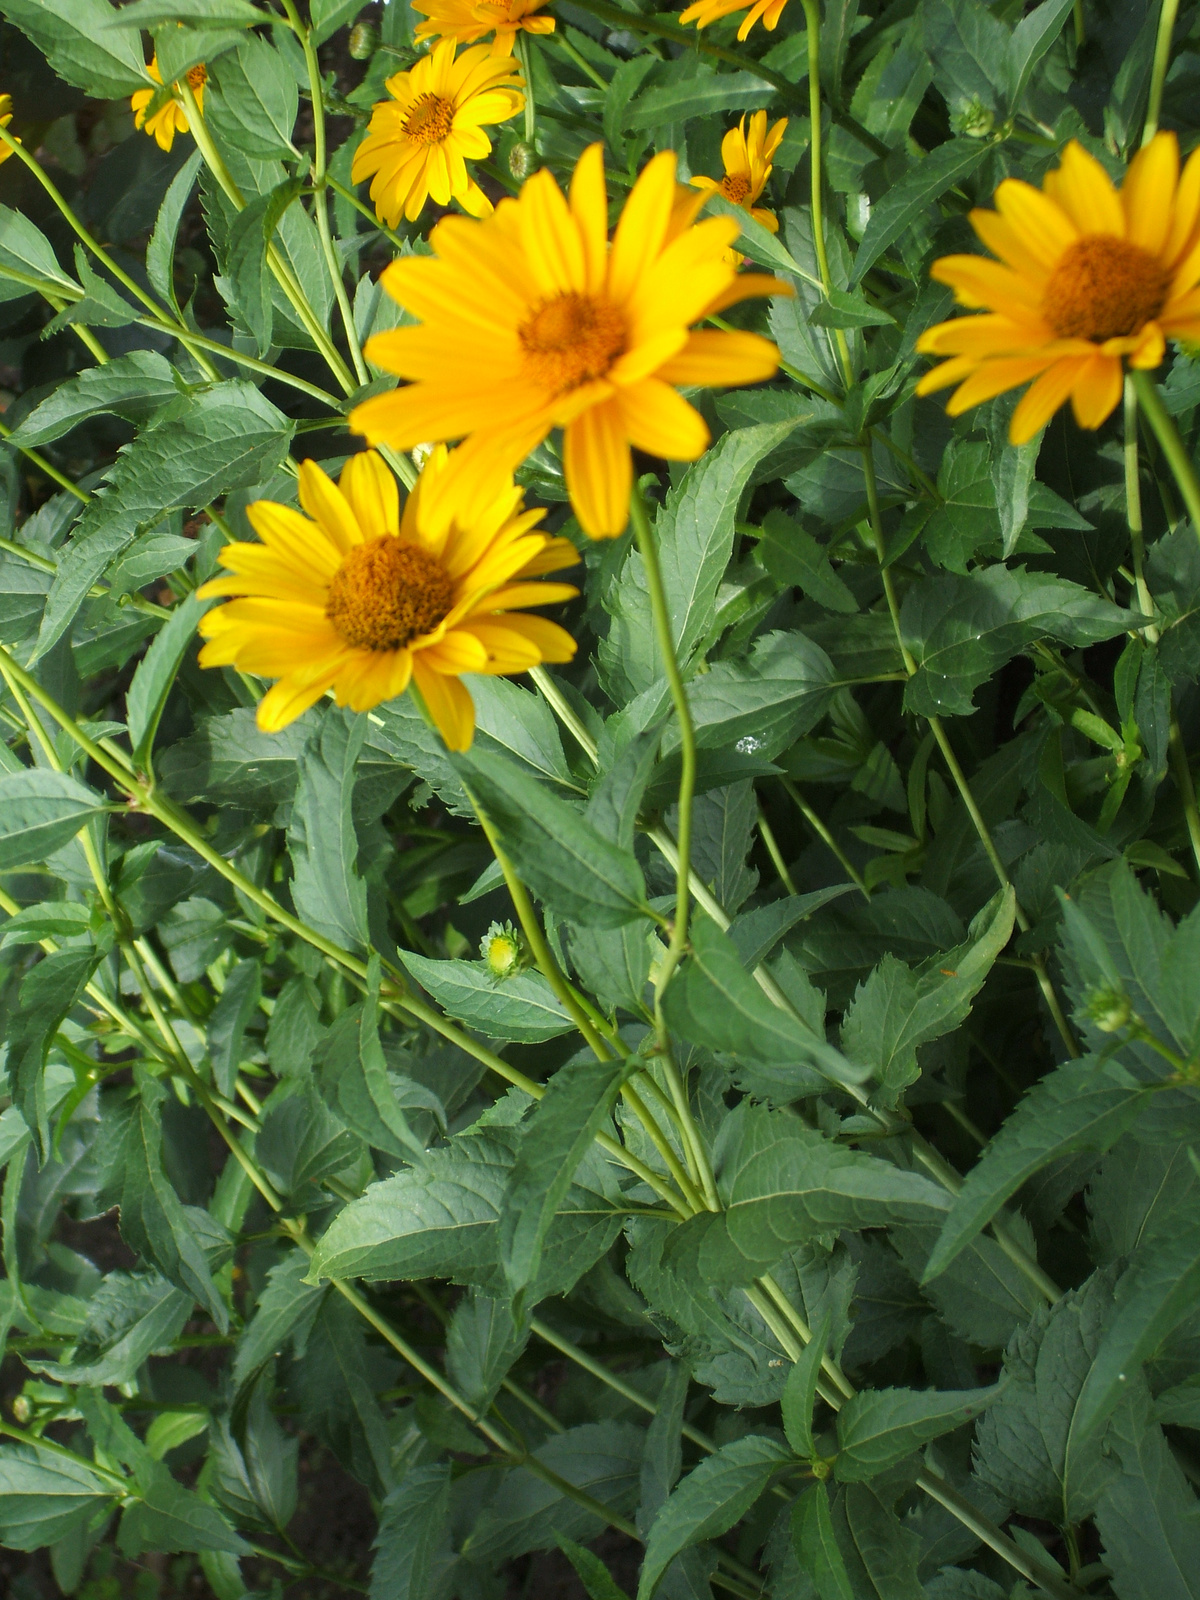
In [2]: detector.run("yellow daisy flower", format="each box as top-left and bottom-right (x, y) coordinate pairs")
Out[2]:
(916, 133), (1200, 445)
(196, 448), (579, 751)
(679, 0), (788, 43)
(412, 0), (556, 57)
(690, 112), (788, 237)
(351, 39), (524, 226)
(131, 56), (205, 153)
(0, 95), (19, 166)
(350, 143), (788, 539)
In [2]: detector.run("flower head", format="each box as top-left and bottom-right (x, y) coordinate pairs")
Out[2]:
(351, 143), (789, 538)
(197, 448), (579, 751)
(690, 112), (788, 241)
(413, 0), (555, 57)
(131, 56), (205, 152)
(679, 0), (788, 42)
(481, 920), (525, 978)
(916, 133), (1200, 444)
(351, 39), (524, 225)
(0, 95), (19, 167)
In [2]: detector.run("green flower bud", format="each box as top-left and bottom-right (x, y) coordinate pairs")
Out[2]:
(508, 140), (537, 182)
(952, 97), (994, 138)
(348, 21), (379, 60)
(481, 920), (523, 980)
(1085, 985), (1133, 1034)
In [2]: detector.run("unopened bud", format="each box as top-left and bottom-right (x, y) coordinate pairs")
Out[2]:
(952, 97), (994, 139)
(348, 21), (379, 60)
(481, 921), (524, 980)
(11, 1395), (32, 1424)
(508, 140), (537, 182)
(1086, 985), (1134, 1034)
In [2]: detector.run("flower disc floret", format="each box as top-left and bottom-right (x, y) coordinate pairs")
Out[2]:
(196, 448), (580, 750)
(916, 133), (1200, 443)
(350, 142), (791, 538)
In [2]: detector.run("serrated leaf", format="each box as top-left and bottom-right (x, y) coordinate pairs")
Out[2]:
(0, 768), (105, 869)
(398, 949), (574, 1043)
(0, 203), (79, 295)
(638, 1435), (792, 1600)
(557, 1534), (632, 1600)
(1003, 0), (1074, 109)
(792, 1484), (854, 1600)
(1, 0), (148, 97)
(925, 1059), (1147, 1283)
(208, 35), (298, 159)
(26, 1271), (190, 1388)
(446, 1292), (530, 1412)
(852, 140), (990, 284)
(10, 352), (179, 447)
(1095, 1394), (1200, 1600)
(147, 150), (203, 305)
(126, 592), (212, 763)
(287, 708), (368, 954)
(625, 65), (778, 129)
(206, 958), (261, 1099)
(454, 746), (648, 928)
(119, 1465), (250, 1558)
(233, 1252), (325, 1389)
(370, 1464), (452, 1600)
(501, 1053), (629, 1303)
(0, 1442), (116, 1550)
(835, 1384), (1002, 1481)
(782, 1312), (831, 1458)
(9, 944), (100, 1161)
(667, 631), (838, 763)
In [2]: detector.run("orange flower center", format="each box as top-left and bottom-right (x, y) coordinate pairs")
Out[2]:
(517, 292), (628, 396)
(402, 93), (455, 145)
(1043, 234), (1170, 342)
(720, 173), (752, 205)
(325, 537), (454, 651)
(186, 64), (207, 91)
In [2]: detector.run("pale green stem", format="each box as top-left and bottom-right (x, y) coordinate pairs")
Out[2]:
(780, 777), (869, 898)
(757, 807), (799, 895)
(1143, 0), (1181, 144)
(0, 420), (89, 503)
(1125, 377), (1158, 635)
(1131, 367), (1200, 543)
(799, 0), (853, 388)
(629, 482), (696, 1010)
(516, 33), (537, 145)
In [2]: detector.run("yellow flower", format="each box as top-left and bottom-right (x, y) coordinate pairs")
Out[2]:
(413, 0), (555, 57)
(690, 112), (788, 239)
(351, 39), (524, 226)
(679, 0), (788, 43)
(916, 133), (1200, 444)
(0, 95), (19, 166)
(196, 448), (579, 751)
(350, 143), (788, 539)
(130, 56), (205, 153)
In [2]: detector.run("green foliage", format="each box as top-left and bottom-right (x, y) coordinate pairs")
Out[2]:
(0, 3), (1197, 1599)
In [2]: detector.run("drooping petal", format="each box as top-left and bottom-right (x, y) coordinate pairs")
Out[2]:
(563, 400), (633, 538)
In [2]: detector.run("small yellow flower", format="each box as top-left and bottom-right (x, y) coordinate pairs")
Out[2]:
(0, 95), (19, 167)
(679, 0), (788, 42)
(131, 56), (206, 153)
(413, 0), (555, 57)
(690, 112), (788, 247)
(481, 920), (525, 977)
(916, 133), (1200, 444)
(197, 448), (579, 752)
(350, 143), (789, 539)
(351, 39), (524, 226)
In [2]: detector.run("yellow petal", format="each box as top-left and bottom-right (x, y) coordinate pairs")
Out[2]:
(563, 399), (632, 538)
(339, 450), (400, 538)
(413, 658), (475, 749)
(1121, 130), (1178, 254)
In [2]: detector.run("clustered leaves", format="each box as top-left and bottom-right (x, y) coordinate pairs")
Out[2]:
(0, 2), (1197, 1600)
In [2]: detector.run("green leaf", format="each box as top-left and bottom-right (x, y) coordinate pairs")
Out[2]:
(256, 1087), (361, 1200)
(809, 288), (895, 330)
(663, 913), (865, 1091)
(10, 350), (180, 447)
(370, 1464), (452, 1600)
(288, 708), (369, 954)
(924, 1059), (1147, 1283)
(224, 178), (303, 353)
(601, 423), (802, 699)
(119, 1465), (250, 1558)
(0, 901), (95, 949)
(852, 140), (990, 284)
(1003, 0), (1074, 109)
(126, 592), (212, 764)
(446, 1292), (530, 1412)
(835, 1384), (1002, 1481)
(782, 1311), (831, 1458)
(1096, 1395), (1200, 1600)
(206, 958), (262, 1099)
(35, 381), (293, 660)
(9, 944), (101, 1161)
(1072, 1218), (1200, 1448)
(454, 746), (648, 928)
(758, 511), (859, 614)
(159, 708), (312, 810)
(286, 1293), (393, 1496)
(501, 1054), (629, 1303)
(625, 65), (778, 129)
(902, 567), (1133, 718)
(207, 34), (298, 158)
(1, 0), (148, 97)
(669, 631), (838, 763)
(147, 150), (203, 305)
(0, 768), (105, 869)
(26, 1270), (190, 1388)
(792, 1484), (854, 1600)
(557, 1534), (632, 1600)
(95, 1074), (228, 1329)
(232, 1252), (325, 1388)
(639, 1361), (690, 1531)
(838, 1483), (925, 1600)
(729, 885), (860, 973)
(0, 203), (79, 296)
(44, 248), (137, 334)
(398, 949), (574, 1043)
(637, 1435), (791, 1600)
(114, 0), (265, 22)
(310, 0), (364, 45)
(0, 1442), (116, 1550)
(840, 888), (1015, 1092)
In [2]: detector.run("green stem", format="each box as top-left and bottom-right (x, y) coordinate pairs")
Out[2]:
(326, 174), (407, 253)
(1131, 368), (1200, 541)
(629, 481), (696, 1011)
(0, 420), (89, 504)
(1143, 0), (1181, 144)
(780, 777), (869, 898)
(1169, 718), (1200, 880)
(1125, 377), (1158, 636)
(757, 807), (799, 895)
(550, 32), (609, 90)
(516, 33), (538, 145)
(799, 0), (853, 388)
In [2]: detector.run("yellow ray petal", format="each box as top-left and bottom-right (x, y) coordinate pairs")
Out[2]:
(298, 459), (364, 552)
(1047, 141), (1125, 238)
(1122, 131), (1178, 255)
(487, 611), (577, 662)
(563, 399), (632, 539)
(608, 149), (677, 306)
(1069, 352), (1123, 429)
(1009, 356), (1090, 443)
(413, 658), (475, 749)
(616, 378), (709, 459)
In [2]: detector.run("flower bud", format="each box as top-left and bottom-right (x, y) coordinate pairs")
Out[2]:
(481, 921), (523, 980)
(952, 97), (994, 139)
(1085, 985), (1133, 1034)
(508, 140), (537, 182)
(348, 21), (379, 60)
